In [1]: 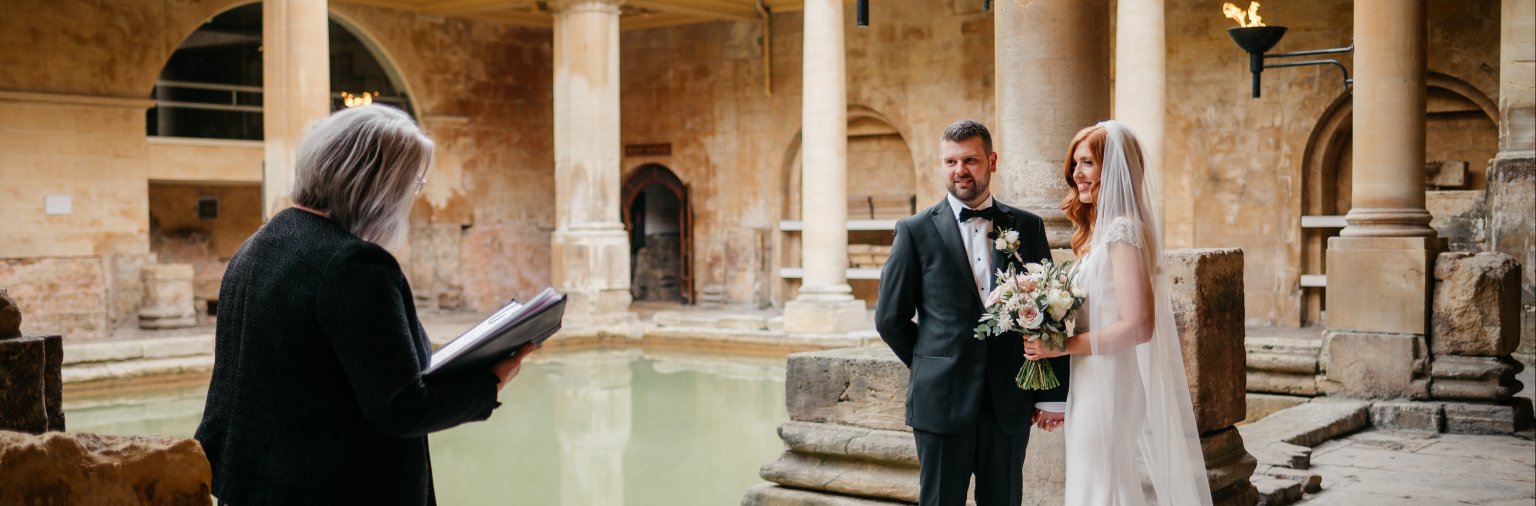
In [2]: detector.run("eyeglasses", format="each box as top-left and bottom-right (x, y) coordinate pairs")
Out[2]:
(413, 174), (428, 194)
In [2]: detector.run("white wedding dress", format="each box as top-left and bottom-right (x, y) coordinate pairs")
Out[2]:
(1060, 121), (1212, 506)
(1064, 218), (1152, 506)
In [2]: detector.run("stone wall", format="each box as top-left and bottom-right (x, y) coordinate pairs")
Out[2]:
(0, 258), (108, 337)
(1162, 0), (1502, 326)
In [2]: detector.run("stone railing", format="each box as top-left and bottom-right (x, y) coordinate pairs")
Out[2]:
(745, 249), (1258, 505)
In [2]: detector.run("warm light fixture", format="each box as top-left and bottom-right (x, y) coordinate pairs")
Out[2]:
(340, 91), (378, 108)
(1223, 2), (1353, 98)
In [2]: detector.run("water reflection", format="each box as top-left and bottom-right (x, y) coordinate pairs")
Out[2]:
(64, 349), (789, 506)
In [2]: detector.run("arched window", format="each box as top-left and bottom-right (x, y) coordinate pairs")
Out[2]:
(148, 3), (414, 140)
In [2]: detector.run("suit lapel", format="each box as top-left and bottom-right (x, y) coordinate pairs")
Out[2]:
(928, 200), (976, 290)
(990, 202), (1018, 285)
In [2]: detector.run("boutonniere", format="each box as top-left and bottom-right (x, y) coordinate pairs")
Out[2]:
(989, 226), (1021, 256)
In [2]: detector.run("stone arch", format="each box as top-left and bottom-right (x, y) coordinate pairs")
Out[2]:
(1297, 72), (1500, 324)
(326, 10), (423, 119)
(779, 106), (921, 220)
(146, 2), (424, 132)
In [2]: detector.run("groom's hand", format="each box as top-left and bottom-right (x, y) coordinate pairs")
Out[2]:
(1033, 409), (1064, 432)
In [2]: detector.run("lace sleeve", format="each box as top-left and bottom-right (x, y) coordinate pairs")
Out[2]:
(1104, 216), (1144, 249)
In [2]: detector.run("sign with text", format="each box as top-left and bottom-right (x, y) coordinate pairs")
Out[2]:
(624, 143), (672, 157)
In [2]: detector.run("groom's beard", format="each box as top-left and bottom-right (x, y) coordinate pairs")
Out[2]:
(947, 174), (988, 203)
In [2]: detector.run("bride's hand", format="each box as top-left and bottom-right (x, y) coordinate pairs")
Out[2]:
(1033, 409), (1064, 432)
(1022, 338), (1064, 361)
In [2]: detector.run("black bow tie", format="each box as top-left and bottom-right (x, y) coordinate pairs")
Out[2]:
(958, 206), (1001, 222)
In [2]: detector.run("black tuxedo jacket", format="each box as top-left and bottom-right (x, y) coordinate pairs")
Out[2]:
(875, 198), (1071, 435)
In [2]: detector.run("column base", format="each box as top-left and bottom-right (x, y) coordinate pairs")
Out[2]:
(783, 297), (867, 335)
(1325, 235), (1444, 335)
(552, 225), (637, 331)
(1322, 330), (1431, 399)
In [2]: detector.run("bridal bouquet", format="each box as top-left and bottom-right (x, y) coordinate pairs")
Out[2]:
(972, 229), (1083, 390)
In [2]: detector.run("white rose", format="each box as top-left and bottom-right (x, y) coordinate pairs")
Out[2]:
(1024, 262), (1046, 275)
(1047, 290), (1073, 321)
(994, 236), (1008, 251)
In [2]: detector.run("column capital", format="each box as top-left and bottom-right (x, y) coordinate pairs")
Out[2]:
(547, 0), (624, 16)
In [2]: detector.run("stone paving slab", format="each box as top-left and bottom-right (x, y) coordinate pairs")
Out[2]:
(1300, 429), (1535, 504)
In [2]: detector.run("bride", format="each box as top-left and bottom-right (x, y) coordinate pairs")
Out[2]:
(1023, 121), (1212, 505)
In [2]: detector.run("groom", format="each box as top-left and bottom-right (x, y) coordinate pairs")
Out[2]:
(875, 120), (1070, 505)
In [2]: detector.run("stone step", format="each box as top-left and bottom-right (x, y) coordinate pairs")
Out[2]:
(1251, 475), (1305, 506)
(778, 421), (918, 465)
(759, 451), (919, 504)
(742, 483), (914, 506)
(1238, 400), (1370, 469)
(63, 355), (214, 384)
(62, 335), (213, 365)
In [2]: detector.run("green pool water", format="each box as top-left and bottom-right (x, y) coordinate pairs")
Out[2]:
(63, 349), (790, 506)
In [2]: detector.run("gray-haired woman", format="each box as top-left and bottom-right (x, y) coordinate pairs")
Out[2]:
(195, 105), (531, 505)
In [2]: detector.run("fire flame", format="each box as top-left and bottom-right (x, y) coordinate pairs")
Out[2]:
(341, 91), (378, 108)
(1222, 1), (1265, 28)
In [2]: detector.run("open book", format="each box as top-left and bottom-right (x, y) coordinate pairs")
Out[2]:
(423, 288), (567, 378)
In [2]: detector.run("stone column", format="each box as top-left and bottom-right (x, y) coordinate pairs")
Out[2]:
(1325, 0), (1440, 398)
(262, 0), (331, 219)
(994, 0), (1110, 248)
(782, 0), (864, 334)
(549, 0), (635, 328)
(1492, 0), (1535, 362)
(548, 351), (635, 506)
(1114, 0), (1166, 236)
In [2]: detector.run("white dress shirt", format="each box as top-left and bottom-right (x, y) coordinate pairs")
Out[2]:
(947, 193), (994, 302)
(947, 193), (1065, 415)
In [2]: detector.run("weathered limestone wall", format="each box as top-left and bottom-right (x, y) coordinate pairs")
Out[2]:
(330, 4), (557, 313)
(1162, 0), (1501, 326)
(143, 138), (263, 183)
(619, 2), (994, 306)
(0, 1), (558, 331)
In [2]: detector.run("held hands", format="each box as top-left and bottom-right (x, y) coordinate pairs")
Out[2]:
(1032, 408), (1064, 432)
(1021, 335), (1065, 361)
(492, 343), (540, 392)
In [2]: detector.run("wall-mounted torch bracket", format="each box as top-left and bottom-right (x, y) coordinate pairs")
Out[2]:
(1230, 26), (1354, 98)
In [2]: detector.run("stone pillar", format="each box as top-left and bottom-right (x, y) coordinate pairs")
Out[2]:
(0, 289), (64, 434)
(994, 0), (1110, 248)
(782, 0), (864, 334)
(549, 0), (636, 329)
(262, 0), (331, 219)
(138, 264), (197, 329)
(547, 351), (635, 506)
(1114, 0), (1166, 236)
(1325, 0), (1442, 398)
(1164, 249), (1258, 505)
(1492, 0), (1536, 363)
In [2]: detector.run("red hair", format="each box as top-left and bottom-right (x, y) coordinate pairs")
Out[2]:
(1061, 124), (1107, 258)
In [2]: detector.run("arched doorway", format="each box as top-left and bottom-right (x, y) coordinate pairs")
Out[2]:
(1299, 72), (1499, 325)
(623, 164), (693, 304)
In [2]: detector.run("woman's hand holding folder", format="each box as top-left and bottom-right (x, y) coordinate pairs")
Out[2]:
(493, 343), (540, 392)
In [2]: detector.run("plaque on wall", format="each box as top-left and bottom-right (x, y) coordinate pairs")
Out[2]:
(624, 143), (672, 157)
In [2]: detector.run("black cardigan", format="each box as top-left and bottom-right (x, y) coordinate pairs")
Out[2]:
(195, 209), (501, 505)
